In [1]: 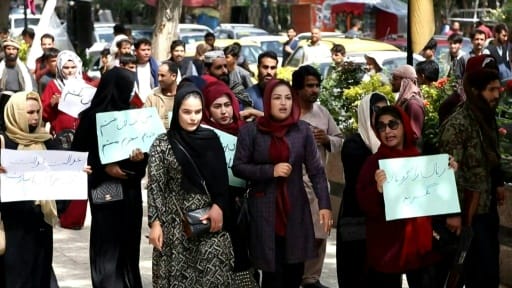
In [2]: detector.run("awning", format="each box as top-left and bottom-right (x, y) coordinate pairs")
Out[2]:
(183, 0), (217, 7)
(331, 3), (365, 15)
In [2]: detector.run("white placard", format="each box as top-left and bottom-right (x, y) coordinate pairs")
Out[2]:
(58, 80), (97, 117)
(0, 149), (89, 202)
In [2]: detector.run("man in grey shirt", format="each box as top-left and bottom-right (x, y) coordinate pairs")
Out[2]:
(0, 39), (34, 92)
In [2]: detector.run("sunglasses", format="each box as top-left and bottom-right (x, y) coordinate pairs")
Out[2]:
(376, 119), (401, 132)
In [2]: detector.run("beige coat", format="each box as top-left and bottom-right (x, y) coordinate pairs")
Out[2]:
(144, 87), (175, 128)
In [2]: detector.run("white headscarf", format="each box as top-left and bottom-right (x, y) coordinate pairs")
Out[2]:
(358, 93), (387, 153)
(55, 50), (84, 90)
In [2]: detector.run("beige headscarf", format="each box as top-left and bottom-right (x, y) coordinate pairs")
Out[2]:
(4, 91), (57, 226)
(393, 65), (423, 106)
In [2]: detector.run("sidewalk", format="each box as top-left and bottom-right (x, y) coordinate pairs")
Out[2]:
(52, 200), (339, 287)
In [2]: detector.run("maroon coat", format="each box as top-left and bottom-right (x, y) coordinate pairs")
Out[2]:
(232, 120), (330, 272)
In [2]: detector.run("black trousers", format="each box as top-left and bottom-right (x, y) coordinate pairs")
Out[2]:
(89, 183), (143, 288)
(337, 239), (367, 288)
(261, 236), (304, 288)
(1, 203), (54, 288)
(368, 265), (441, 288)
(463, 210), (500, 288)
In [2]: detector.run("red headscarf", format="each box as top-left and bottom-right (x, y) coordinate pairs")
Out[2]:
(374, 105), (432, 267)
(256, 79), (300, 135)
(201, 80), (244, 135)
(256, 79), (300, 236)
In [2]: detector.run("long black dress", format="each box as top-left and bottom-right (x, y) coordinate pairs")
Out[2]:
(0, 136), (60, 288)
(72, 67), (147, 288)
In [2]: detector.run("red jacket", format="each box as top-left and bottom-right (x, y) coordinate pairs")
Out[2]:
(41, 80), (78, 134)
(42, 79), (97, 134)
(356, 106), (438, 273)
(356, 153), (439, 273)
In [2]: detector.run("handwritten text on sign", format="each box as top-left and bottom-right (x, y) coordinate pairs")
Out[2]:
(96, 107), (165, 164)
(202, 125), (245, 187)
(58, 79), (97, 118)
(0, 149), (89, 202)
(379, 154), (460, 221)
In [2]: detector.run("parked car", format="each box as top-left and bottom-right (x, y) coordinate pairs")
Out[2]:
(126, 25), (153, 41)
(381, 34), (472, 61)
(178, 23), (213, 35)
(214, 23), (269, 39)
(240, 35), (287, 63)
(288, 31), (344, 51)
(8, 14), (41, 37)
(92, 22), (116, 44)
(284, 37), (400, 68)
(185, 38), (263, 78)
(312, 51), (424, 80)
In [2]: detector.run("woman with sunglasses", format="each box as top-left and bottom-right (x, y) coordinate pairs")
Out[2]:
(356, 105), (457, 287)
(232, 79), (332, 287)
(337, 92), (388, 288)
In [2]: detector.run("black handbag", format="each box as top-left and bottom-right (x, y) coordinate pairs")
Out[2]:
(91, 180), (123, 204)
(54, 129), (75, 150)
(182, 206), (211, 238)
(171, 139), (212, 238)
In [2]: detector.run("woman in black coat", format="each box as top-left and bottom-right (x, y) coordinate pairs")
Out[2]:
(72, 67), (147, 288)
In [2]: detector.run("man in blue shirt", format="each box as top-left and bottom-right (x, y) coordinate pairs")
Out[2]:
(245, 51), (279, 112)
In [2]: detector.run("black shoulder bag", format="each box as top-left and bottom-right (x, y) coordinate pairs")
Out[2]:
(171, 138), (211, 238)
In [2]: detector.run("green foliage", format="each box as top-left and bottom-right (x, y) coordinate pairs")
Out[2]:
(497, 92), (512, 181)
(319, 62), (363, 135)
(18, 40), (29, 63)
(420, 77), (455, 152)
(342, 74), (394, 135)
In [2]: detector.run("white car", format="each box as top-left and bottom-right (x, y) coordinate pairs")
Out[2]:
(8, 14), (41, 37)
(240, 35), (287, 64)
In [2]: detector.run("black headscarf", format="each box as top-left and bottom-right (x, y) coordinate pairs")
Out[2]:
(72, 67), (138, 186)
(81, 67), (136, 119)
(167, 82), (229, 210)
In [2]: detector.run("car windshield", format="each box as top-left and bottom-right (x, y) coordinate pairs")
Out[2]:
(132, 30), (153, 41)
(241, 45), (264, 64)
(95, 30), (114, 43)
(260, 41), (283, 57)
(181, 34), (204, 44)
(14, 18), (39, 29)
(236, 30), (268, 38)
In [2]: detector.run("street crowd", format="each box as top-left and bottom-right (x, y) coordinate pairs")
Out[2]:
(0, 18), (507, 288)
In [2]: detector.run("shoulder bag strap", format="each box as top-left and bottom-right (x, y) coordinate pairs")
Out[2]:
(171, 138), (210, 196)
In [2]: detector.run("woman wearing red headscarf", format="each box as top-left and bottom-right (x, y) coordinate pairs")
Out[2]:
(201, 80), (244, 135)
(201, 80), (255, 285)
(232, 79), (332, 287)
(357, 105), (457, 287)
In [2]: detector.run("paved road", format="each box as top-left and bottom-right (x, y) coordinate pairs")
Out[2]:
(53, 198), (339, 287)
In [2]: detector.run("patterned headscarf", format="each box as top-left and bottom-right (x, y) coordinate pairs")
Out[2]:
(55, 50), (84, 91)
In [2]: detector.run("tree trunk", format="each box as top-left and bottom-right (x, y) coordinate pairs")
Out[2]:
(152, 0), (182, 61)
(0, 0), (9, 31)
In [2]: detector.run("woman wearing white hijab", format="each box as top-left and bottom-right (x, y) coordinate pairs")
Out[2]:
(337, 92), (388, 288)
(40, 50), (93, 229)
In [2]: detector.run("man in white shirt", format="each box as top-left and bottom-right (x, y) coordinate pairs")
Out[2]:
(134, 38), (159, 104)
(303, 27), (331, 65)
